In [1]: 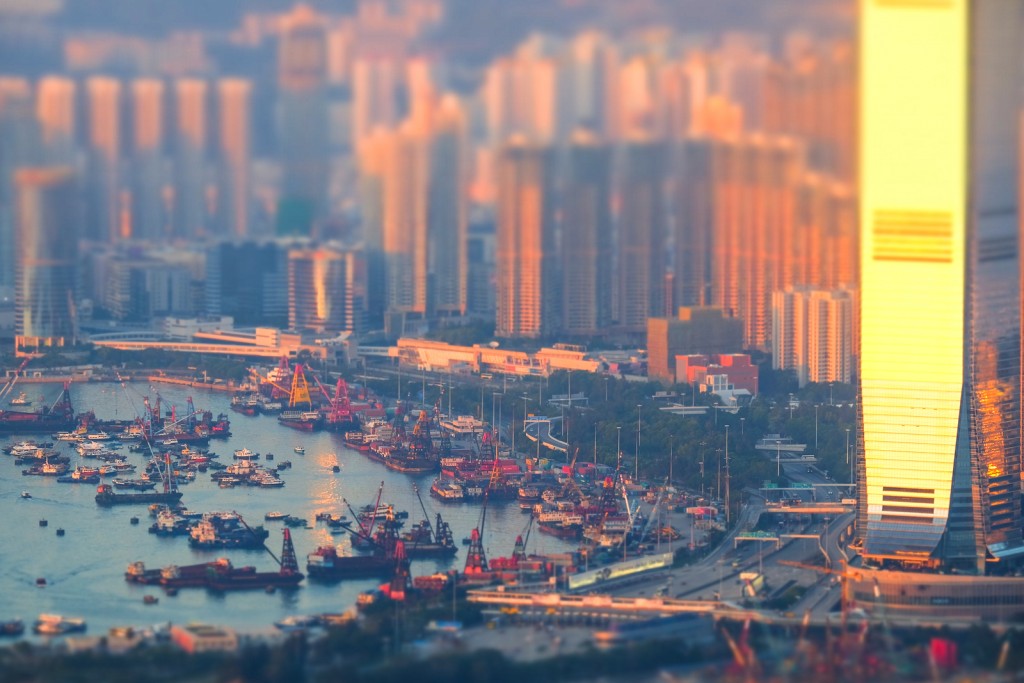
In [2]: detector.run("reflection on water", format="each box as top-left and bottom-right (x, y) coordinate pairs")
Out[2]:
(0, 381), (577, 635)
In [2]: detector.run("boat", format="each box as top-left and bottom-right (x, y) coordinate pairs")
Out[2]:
(33, 614), (86, 635)
(20, 491), (31, 499)
(9, 392), (30, 406)
(22, 459), (69, 476)
(188, 512), (270, 549)
(430, 479), (465, 502)
(305, 545), (393, 580)
(265, 511), (289, 521)
(278, 411), (323, 432)
(230, 394), (258, 416)
(293, 446), (305, 454)
(0, 619), (24, 636)
(0, 384), (76, 434)
(203, 530), (304, 591)
(112, 477), (157, 490)
(125, 559), (220, 586)
(233, 448), (258, 460)
(95, 484), (183, 507)
(274, 615), (321, 632)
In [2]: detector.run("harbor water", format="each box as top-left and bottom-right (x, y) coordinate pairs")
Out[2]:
(0, 382), (577, 635)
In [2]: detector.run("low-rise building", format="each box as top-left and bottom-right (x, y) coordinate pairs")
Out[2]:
(170, 623), (238, 654)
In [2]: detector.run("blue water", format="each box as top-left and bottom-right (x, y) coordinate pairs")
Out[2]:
(0, 382), (575, 636)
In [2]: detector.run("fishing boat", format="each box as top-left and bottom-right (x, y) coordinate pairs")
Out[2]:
(265, 511), (289, 521)
(33, 614), (86, 635)
(9, 392), (29, 406)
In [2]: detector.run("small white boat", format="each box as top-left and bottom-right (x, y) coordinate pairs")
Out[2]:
(20, 491), (31, 499)
(233, 447), (258, 460)
(293, 446), (305, 454)
(274, 615), (321, 632)
(265, 511), (289, 521)
(9, 392), (30, 406)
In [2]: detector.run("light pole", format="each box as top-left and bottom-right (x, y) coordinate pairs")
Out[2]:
(699, 441), (707, 497)
(740, 416), (745, 436)
(815, 404), (819, 452)
(716, 448), (722, 501)
(669, 435), (674, 488)
(492, 392), (501, 446)
(617, 426), (622, 470)
(604, 376), (609, 402)
(510, 399), (516, 455)
(846, 427), (852, 484)
(635, 404), (642, 481)
(724, 424), (731, 525)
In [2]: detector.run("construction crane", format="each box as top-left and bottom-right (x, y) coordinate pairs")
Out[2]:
(0, 357), (31, 402)
(638, 488), (666, 544)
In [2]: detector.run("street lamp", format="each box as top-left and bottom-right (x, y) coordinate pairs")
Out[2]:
(492, 392), (502, 446)
(635, 404), (642, 481)
(604, 376), (609, 402)
(724, 424), (731, 525)
(846, 427), (852, 484)
(699, 441), (707, 496)
(740, 416), (745, 436)
(669, 435), (674, 487)
(617, 426), (622, 470)
(815, 405), (819, 452)
(716, 448), (722, 501)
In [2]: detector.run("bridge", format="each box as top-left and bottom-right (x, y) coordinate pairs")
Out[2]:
(467, 589), (742, 618)
(763, 503), (851, 515)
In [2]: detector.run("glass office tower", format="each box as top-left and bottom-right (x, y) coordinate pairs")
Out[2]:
(859, 0), (1024, 571)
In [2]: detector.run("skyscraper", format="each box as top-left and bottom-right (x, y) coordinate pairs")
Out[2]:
(35, 76), (76, 164)
(288, 246), (364, 334)
(216, 78), (251, 238)
(85, 76), (122, 243)
(130, 78), (166, 241)
(173, 78), (208, 239)
(618, 138), (667, 332)
(675, 134), (805, 351)
(495, 140), (558, 338)
(381, 121), (428, 317)
(428, 95), (468, 317)
(13, 167), (78, 354)
(561, 130), (612, 336)
(277, 3), (329, 236)
(0, 78), (38, 297)
(771, 286), (854, 387)
(859, 0), (1023, 571)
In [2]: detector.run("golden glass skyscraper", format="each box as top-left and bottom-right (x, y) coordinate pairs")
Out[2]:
(859, 0), (1023, 571)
